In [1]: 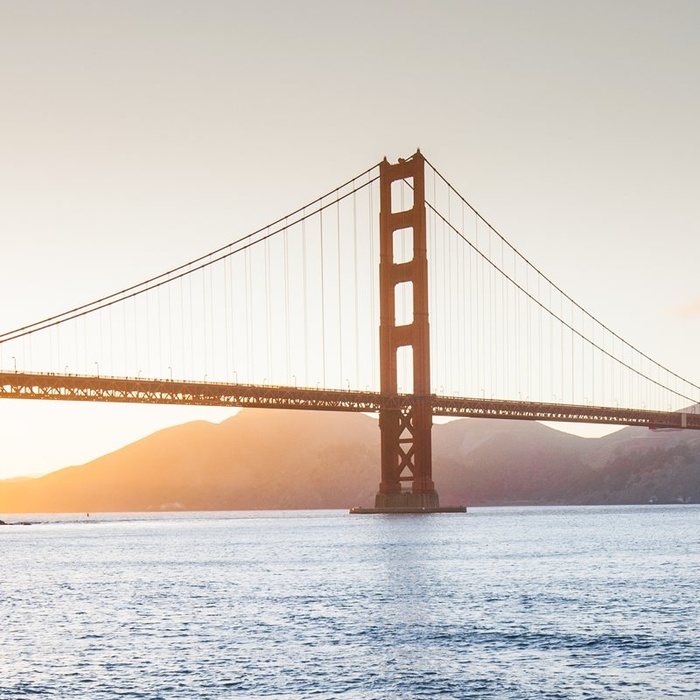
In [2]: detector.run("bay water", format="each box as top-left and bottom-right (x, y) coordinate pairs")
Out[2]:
(1, 506), (698, 698)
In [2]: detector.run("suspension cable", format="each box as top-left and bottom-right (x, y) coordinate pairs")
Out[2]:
(1, 172), (380, 344)
(426, 200), (698, 404)
(423, 156), (700, 395)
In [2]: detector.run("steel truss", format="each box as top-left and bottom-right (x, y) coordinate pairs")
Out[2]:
(2, 372), (698, 431)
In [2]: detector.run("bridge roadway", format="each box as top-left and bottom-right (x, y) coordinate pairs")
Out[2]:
(2, 371), (699, 431)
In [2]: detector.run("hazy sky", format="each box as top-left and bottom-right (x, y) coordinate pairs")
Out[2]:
(1, 0), (699, 478)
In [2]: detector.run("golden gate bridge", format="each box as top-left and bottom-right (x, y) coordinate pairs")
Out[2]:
(1, 151), (699, 511)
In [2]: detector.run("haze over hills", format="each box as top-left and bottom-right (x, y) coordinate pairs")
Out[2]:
(1, 409), (700, 513)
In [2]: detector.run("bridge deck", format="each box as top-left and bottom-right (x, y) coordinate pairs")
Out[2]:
(2, 372), (698, 431)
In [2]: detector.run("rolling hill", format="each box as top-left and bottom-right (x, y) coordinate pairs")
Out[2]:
(2, 409), (699, 513)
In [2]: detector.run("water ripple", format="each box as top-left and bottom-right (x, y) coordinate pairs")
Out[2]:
(1, 506), (699, 698)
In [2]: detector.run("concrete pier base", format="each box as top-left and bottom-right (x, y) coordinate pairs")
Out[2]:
(350, 490), (466, 514)
(376, 490), (440, 510)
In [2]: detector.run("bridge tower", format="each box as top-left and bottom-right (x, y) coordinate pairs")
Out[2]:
(370, 151), (457, 512)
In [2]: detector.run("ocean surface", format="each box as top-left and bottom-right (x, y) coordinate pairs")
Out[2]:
(1, 506), (698, 699)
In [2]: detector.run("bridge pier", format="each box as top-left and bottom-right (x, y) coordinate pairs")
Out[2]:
(351, 151), (465, 515)
(374, 490), (440, 511)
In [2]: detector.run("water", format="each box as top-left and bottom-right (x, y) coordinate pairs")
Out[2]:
(1, 506), (699, 699)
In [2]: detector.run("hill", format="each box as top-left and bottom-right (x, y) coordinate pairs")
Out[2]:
(1, 409), (700, 513)
(434, 418), (700, 506)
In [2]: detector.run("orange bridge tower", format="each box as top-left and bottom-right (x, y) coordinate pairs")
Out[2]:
(355, 150), (464, 514)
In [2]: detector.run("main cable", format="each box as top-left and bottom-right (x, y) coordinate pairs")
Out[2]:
(423, 156), (700, 396)
(426, 200), (699, 405)
(1, 173), (380, 345)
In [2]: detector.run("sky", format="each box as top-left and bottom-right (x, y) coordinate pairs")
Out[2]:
(1, 0), (699, 479)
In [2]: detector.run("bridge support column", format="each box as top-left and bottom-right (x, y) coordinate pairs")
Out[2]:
(352, 150), (463, 514)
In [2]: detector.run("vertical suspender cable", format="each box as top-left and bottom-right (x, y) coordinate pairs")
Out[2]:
(284, 218), (290, 385)
(353, 189), (359, 389)
(209, 258), (215, 380)
(536, 273), (544, 396)
(179, 275), (184, 379)
(502, 237), (506, 398)
(560, 289), (564, 402)
(337, 191), (343, 388)
(224, 253), (230, 381)
(84, 314), (89, 375)
(443, 188), (448, 391)
(571, 303), (574, 403)
(475, 217), (481, 396)
(460, 199), (466, 394)
(187, 269), (193, 377)
(302, 212), (308, 386)
(245, 248), (251, 381)
(447, 185), (452, 393)
(320, 204), (326, 387)
(145, 285), (150, 376)
(265, 235), (272, 382)
(157, 282), (162, 379)
(369, 178), (376, 388)
(109, 303), (113, 377)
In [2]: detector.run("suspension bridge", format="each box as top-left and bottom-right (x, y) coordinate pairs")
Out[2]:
(1, 151), (699, 512)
